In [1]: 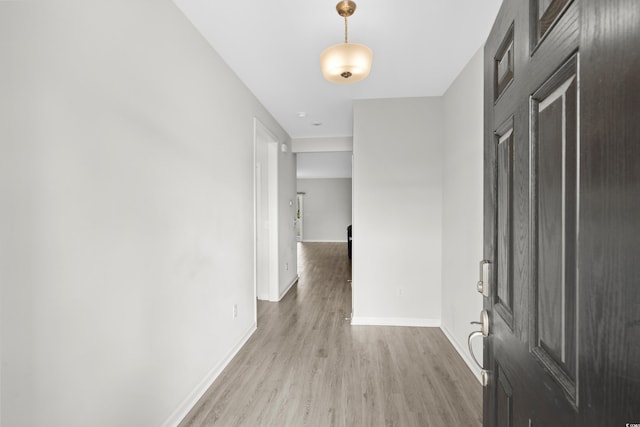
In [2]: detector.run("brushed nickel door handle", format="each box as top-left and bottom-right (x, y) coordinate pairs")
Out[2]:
(468, 330), (484, 370)
(468, 310), (490, 386)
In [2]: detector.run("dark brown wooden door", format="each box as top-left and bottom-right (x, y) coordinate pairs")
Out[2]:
(482, 0), (640, 426)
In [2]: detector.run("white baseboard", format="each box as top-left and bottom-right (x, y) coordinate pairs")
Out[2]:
(277, 275), (299, 301)
(350, 317), (441, 327)
(440, 325), (482, 384)
(161, 323), (257, 427)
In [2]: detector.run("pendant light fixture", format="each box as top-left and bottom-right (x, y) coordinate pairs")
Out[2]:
(320, 1), (373, 84)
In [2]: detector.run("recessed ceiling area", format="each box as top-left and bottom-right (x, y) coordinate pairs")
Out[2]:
(297, 152), (352, 179)
(173, 0), (503, 139)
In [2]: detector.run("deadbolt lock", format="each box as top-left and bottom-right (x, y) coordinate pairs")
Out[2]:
(477, 260), (491, 297)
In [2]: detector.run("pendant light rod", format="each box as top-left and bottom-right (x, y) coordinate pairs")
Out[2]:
(337, 1), (355, 44)
(344, 16), (348, 43)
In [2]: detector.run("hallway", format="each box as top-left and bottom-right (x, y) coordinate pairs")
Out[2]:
(180, 243), (481, 426)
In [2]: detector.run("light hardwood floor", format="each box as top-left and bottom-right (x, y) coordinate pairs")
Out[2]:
(180, 242), (482, 426)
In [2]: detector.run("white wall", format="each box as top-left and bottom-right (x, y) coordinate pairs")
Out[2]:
(352, 97), (444, 326)
(441, 47), (485, 377)
(292, 136), (353, 153)
(278, 142), (299, 299)
(349, 50), (486, 376)
(296, 152), (353, 179)
(297, 179), (353, 242)
(0, 2), (295, 426)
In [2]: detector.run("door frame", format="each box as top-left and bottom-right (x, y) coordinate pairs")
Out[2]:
(253, 118), (280, 308)
(295, 192), (304, 242)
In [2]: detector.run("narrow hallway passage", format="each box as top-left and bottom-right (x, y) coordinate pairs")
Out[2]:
(181, 243), (481, 426)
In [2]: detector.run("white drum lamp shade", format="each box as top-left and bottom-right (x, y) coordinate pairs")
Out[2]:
(320, 42), (373, 84)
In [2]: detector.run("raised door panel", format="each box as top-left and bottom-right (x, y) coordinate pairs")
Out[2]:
(496, 123), (514, 328)
(495, 364), (513, 427)
(531, 0), (573, 49)
(531, 54), (579, 401)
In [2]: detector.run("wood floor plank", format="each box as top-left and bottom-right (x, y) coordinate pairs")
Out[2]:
(179, 242), (482, 426)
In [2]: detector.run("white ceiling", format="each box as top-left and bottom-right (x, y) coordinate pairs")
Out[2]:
(173, 0), (502, 139)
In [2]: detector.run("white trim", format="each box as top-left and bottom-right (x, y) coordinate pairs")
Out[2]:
(254, 118), (281, 303)
(267, 141), (280, 301)
(253, 118), (258, 324)
(161, 324), (257, 427)
(301, 239), (348, 243)
(440, 325), (482, 384)
(350, 317), (441, 327)
(277, 275), (299, 301)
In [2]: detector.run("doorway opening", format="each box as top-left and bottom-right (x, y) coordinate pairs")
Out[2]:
(295, 193), (304, 241)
